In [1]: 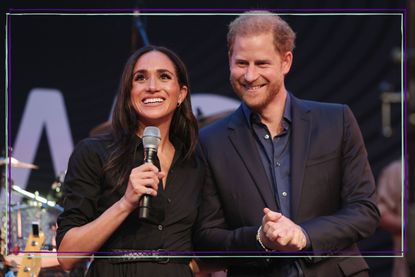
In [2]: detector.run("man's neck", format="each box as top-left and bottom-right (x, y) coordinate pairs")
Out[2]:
(258, 90), (287, 138)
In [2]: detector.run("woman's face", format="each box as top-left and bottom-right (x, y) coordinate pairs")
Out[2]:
(130, 50), (187, 127)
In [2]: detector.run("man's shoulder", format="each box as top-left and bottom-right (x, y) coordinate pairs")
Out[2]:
(199, 109), (239, 138)
(296, 97), (345, 111)
(293, 96), (349, 119)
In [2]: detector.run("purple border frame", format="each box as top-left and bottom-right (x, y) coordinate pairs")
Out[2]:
(7, 8), (408, 13)
(6, 12), (13, 255)
(5, 7), (408, 258)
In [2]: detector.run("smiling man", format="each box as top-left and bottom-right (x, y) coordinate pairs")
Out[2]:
(195, 11), (380, 276)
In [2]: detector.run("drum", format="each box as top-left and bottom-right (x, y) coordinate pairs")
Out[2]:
(6, 203), (61, 252)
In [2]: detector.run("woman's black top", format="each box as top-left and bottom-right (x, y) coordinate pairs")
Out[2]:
(56, 134), (204, 276)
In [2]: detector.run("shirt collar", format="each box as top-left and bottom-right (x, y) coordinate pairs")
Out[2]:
(242, 93), (292, 127)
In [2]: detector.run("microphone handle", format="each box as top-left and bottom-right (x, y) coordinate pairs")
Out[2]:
(138, 195), (151, 219)
(138, 147), (158, 220)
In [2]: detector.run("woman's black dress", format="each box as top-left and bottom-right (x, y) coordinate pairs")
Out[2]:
(56, 135), (204, 276)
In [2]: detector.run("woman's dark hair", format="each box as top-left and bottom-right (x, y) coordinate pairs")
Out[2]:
(104, 45), (198, 190)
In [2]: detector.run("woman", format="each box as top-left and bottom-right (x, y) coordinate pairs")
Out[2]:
(56, 46), (203, 276)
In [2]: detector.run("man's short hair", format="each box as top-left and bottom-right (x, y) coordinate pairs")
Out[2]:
(227, 11), (296, 56)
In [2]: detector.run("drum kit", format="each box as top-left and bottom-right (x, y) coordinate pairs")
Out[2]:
(1, 156), (64, 276)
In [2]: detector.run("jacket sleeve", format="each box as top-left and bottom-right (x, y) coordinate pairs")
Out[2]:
(300, 105), (380, 256)
(193, 143), (262, 253)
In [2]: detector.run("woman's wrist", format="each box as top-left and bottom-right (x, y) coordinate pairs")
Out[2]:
(117, 196), (136, 213)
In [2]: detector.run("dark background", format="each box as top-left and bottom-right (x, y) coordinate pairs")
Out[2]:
(0, 1), (412, 276)
(2, 6), (404, 187)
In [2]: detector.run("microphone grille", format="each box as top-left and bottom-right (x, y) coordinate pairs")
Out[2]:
(143, 126), (161, 149)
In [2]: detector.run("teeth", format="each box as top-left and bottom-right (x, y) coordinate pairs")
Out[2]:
(143, 98), (164, 104)
(244, 85), (263, 90)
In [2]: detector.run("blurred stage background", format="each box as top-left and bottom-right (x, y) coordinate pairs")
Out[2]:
(0, 0), (413, 276)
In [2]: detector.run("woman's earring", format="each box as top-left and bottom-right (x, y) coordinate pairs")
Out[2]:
(177, 102), (181, 107)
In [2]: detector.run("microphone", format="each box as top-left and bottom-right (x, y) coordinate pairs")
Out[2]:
(138, 126), (161, 221)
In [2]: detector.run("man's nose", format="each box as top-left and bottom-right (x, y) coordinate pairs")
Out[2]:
(244, 65), (259, 82)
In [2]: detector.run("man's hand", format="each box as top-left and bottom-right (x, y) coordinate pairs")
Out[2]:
(261, 208), (307, 251)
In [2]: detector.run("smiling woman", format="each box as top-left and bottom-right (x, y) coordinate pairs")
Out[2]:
(55, 46), (204, 277)
(130, 51), (188, 131)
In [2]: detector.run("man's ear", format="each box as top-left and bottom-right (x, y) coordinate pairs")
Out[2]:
(228, 50), (232, 70)
(282, 51), (293, 75)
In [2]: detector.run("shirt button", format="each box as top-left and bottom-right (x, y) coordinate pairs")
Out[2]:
(264, 134), (270, 139)
(158, 225), (163, 231)
(275, 161), (281, 167)
(282, 192), (287, 197)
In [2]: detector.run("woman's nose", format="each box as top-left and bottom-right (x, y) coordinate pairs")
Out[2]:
(146, 76), (159, 91)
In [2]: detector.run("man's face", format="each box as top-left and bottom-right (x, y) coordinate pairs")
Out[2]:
(229, 32), (292, 112)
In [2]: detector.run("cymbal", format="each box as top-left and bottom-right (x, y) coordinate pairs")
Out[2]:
(0, 157), (39, 169)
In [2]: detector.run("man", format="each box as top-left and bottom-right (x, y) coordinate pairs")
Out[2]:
(377, 160), (409, 277)
(195, 11), (380, 276)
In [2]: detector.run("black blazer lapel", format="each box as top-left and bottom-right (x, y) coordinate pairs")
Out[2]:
(291, 96), (311, 220)
(227, 106), (278, 211)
